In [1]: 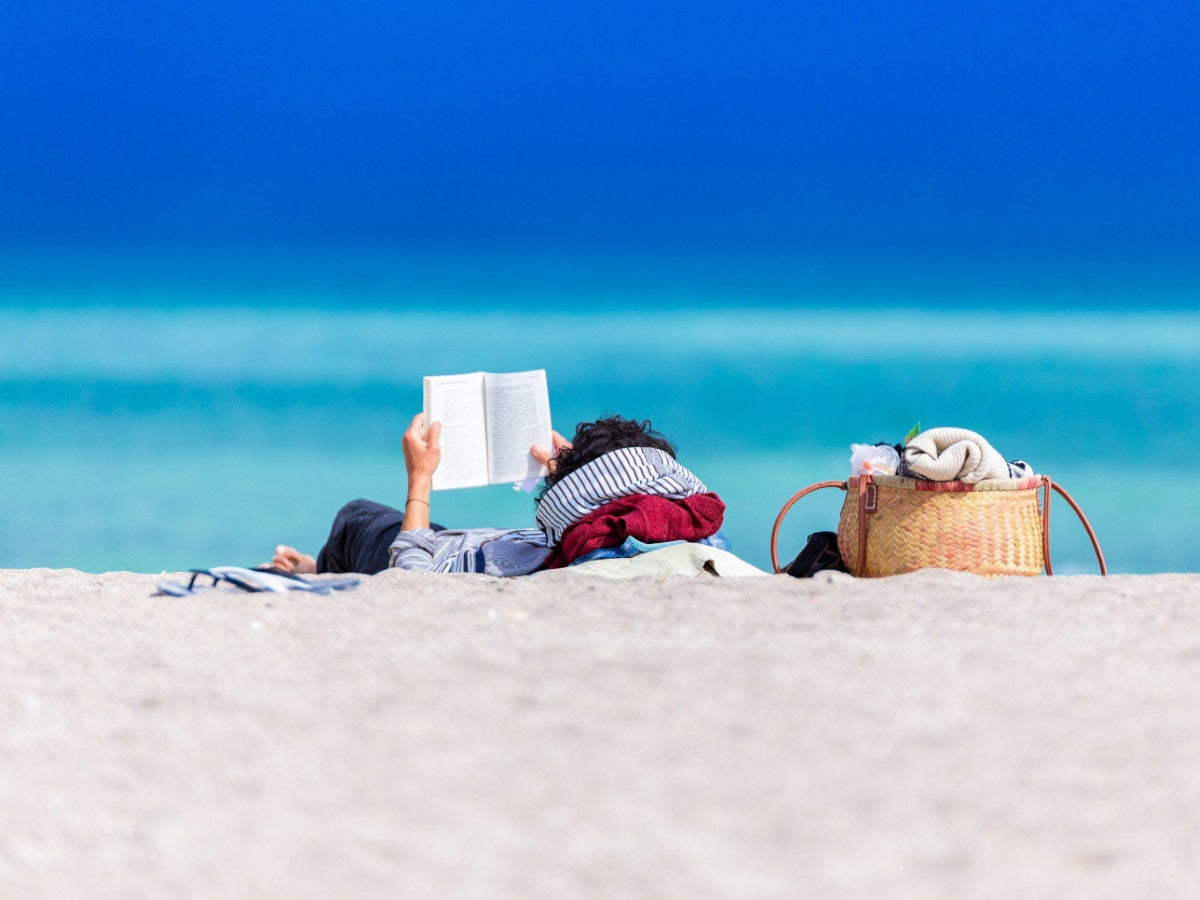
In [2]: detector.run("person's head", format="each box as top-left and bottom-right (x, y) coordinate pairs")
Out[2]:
(538, 415), (676, 499)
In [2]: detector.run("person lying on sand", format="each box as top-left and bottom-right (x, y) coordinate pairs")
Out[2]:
(271, 414), (726, 576)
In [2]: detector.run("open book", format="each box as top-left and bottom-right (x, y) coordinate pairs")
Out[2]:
(422, 369), (553, 491)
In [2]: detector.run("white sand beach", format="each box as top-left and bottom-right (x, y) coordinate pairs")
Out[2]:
(3, 566), (1199, 898)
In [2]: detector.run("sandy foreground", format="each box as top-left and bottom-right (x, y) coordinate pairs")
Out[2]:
(2, 567), (1199, 899)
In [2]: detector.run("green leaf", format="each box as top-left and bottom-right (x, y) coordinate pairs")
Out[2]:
(903, 421), (921, 444)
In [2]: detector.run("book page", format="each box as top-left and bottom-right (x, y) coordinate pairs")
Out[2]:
(483, 369), (553, 484)
(423, 373), (489, 490)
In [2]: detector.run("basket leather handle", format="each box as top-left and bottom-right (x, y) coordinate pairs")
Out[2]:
(1041, 477), (1108, 575)
(769, 481), (848, 572)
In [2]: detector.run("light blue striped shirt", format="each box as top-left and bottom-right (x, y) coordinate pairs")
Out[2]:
(389, 527), (551, 576)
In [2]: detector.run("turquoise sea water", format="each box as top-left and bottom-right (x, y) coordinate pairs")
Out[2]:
(2, 267), (1197, 576)
(5, 1), (1197, 577)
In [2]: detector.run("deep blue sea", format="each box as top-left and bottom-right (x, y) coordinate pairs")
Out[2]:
(2, 250), (1196, 575)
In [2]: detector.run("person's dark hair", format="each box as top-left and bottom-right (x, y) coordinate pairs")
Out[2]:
(537, 415), (676, 499)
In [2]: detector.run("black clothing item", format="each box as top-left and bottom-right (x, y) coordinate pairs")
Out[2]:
(783, 531), (848, 578)
(316, 498), (445, 575)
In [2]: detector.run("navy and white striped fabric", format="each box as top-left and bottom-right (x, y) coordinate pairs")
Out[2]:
(535, 447), (708, 545)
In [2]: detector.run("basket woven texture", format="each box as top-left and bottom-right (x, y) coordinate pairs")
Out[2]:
(837, 475), (1045, 577)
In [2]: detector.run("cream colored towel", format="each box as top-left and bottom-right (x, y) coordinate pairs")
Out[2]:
(903, 427), (1010, 483)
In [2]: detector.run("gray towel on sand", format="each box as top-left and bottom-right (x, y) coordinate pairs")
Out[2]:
(903, 427), (1010, 483)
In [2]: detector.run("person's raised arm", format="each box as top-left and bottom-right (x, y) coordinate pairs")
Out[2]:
(402, 413), (441, 531)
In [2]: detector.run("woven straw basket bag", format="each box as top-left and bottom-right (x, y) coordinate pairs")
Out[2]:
(770, 474), (1107, 577)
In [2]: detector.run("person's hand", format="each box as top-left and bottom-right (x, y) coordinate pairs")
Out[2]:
(403, 413), (442, 484)
(270, 545), (317, 575)
(531, 430), (572, 472)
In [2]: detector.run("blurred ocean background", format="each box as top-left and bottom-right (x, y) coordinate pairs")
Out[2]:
(1, 2), (1197, 574)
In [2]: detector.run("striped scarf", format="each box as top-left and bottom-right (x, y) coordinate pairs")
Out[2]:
(535, 447), (709, 545)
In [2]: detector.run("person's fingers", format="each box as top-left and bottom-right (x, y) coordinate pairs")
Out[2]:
(533, 430), (571, 465)
(428, 420), (442, 451)
(531, 446), (557, 473)
(271, 547), (294, 571)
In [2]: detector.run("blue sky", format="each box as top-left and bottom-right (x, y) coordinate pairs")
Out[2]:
(2, 1), (1198, 267)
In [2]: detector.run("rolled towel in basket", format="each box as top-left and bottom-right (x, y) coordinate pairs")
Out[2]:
(903, 427), (1011, 483)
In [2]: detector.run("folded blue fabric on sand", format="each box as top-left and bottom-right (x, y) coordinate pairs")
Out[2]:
(156, 566), (360, 597)
(569, 531), (732, 566)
